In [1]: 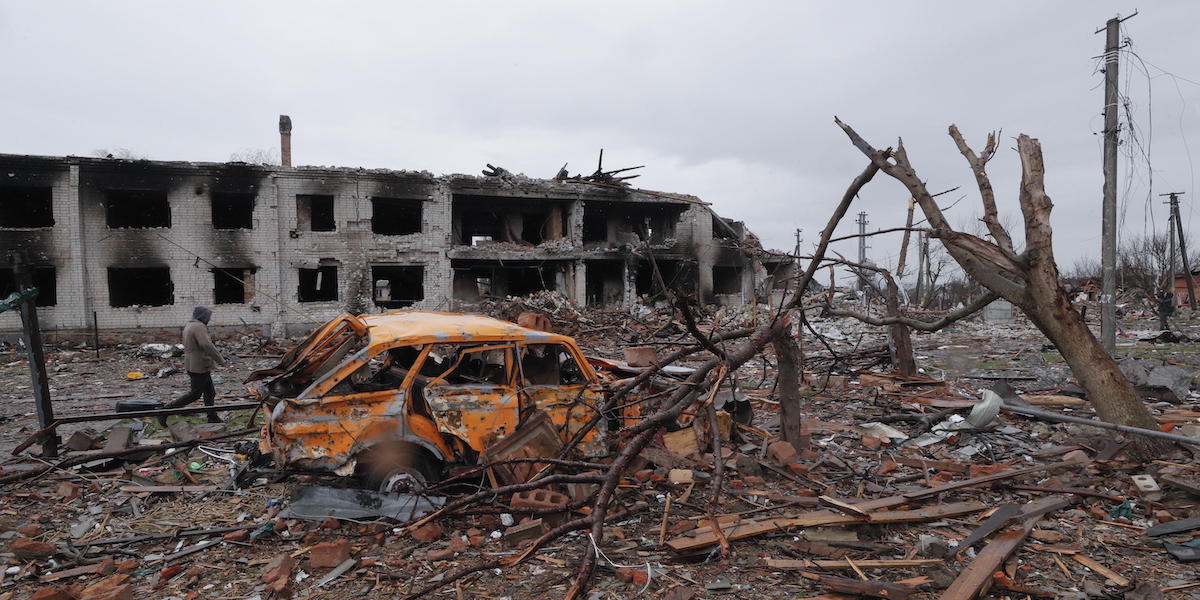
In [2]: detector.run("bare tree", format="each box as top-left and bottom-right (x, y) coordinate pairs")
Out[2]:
(836, 119), (1168, 457)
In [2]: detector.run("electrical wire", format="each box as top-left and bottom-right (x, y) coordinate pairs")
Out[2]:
(153, 232), (320, 324)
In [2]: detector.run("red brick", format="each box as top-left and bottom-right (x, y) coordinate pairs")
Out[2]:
(56, 481), (82, 501)
(616, 567), (649, 585)
(447, 537), (468, 553)
(260, 554), (295, 584)
(16, 523), (44, 537)
(410, 522), (444, 543)
(31, 586), (76, 600)
(860, 435), (883, 450)
(223, 529), (250, 542)
(82, 574), (133, 600)
(510, 490), (569, 511)
(742, 475), (766, 486)
(116, 560), (138, 573)
(11, 536), (55, 560)
(96, 557), (116, 575)
(427, 548), (455, 561)
(786, 462), (809, 475)
(308, 540), (351, 568)
(632, 469), (655, 483)
(320, 517), (341, 530)
(767, 440), (798, 464)
(968, 464), (1010, 479)
(155, 565), (185, 588)
(469, 535), (488, 547)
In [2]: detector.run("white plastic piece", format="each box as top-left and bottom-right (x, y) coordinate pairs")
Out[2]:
(1131, 474), (1164, 501)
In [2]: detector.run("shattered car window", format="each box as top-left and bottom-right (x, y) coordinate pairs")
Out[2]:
(430, 344), (513, 386)
(520, 343), (586, 386)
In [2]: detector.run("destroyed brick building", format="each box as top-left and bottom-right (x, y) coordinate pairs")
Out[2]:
(0, 139), (785, 339)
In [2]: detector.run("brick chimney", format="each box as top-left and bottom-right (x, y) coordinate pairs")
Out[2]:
(279, 115), (292, 167)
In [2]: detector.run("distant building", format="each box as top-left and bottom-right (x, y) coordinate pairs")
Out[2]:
(1, 145), (784, 339)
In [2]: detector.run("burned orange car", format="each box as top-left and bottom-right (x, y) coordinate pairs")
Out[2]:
(248, 311), (654, 492)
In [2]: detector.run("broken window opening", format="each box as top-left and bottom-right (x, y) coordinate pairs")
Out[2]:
(0, 266), (57, 307)
(371, 265), (424, 309)
(451, 260), (563, 301)
(211, 192), (255, 229)
(298, 265), (338, 302)
(213, 268), (253, 304)
(107, 267), (173, 307)
(297, 195), (335, 232)
(582, 204), (608, 243)
(713, 265), (743, 295)
(635, 260), (693, 297)
(371, 197), (422, 235)
(104, 189), (170, 229)
(583, 201), (684, 246)
(451, 195), (567, 246)
(712, 214), (744, 240)
(585, 260), (624, 307)
(0, 186), (54, 228)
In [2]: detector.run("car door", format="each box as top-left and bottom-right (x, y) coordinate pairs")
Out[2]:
(422, 343), (521, 453)
(516, 342), (606, 455)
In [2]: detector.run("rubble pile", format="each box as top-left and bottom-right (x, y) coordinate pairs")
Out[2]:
(0, 306), (1198, 600)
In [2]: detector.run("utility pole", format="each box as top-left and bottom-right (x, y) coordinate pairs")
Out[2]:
(1098, 12), (1135, 354)
(1164, 192), (1195, 308)
(1168, 206), (1177, 297)
(856, 211), (868, 294)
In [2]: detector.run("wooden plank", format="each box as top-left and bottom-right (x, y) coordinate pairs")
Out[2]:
(669, 502), (986, 553)
(937, 497), (1074, 600)
(1161, 475), (1200, 498)
(666, 462), (1076, 554)
(819, 495), (871, 518)
(1071, 555), (1130, 586)
(938, 528), (1027, 600)
(765, 559), (943, 570)
(119, 485), (218, 493)
(799, 571), (917, 600)
(886, 455), (969, 473)
(953, 504), (1021, 555)
(39, 563), (104, 582)
(1025, 394), (1086, 406)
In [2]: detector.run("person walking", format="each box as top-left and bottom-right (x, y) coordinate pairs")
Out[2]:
(1157, 291), (1176, 332)
(161, 306), (226, 425)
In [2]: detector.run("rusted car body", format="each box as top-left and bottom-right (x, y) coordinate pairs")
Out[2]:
(248, 311), (654, 489)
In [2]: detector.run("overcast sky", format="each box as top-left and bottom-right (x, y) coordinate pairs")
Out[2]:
(2, 2), (1198, 285)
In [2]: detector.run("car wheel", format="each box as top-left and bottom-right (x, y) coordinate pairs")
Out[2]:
(360, 442), (442, 494)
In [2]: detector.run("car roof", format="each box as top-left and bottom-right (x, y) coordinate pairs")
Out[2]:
(359, 310), (571, 348)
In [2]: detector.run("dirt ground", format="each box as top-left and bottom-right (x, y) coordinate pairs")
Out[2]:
(0, 305), (1198, 600)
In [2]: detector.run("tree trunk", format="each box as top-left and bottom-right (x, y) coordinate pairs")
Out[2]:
(883, 276), (917, 376)
(1024, 285), (1166, 438)
(772, 333), (809, 453)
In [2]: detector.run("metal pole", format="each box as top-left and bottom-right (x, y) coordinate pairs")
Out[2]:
(10, 252), (57, 457)
(1099, 15), (1121, 354)
(856, 211), (868, 294)
(92, 310), (100, 359)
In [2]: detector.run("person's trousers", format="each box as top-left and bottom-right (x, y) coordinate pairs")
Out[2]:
(168, 371), (219, 422)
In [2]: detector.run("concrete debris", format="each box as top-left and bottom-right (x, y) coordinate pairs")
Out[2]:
(0, 293), (1197, 599)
